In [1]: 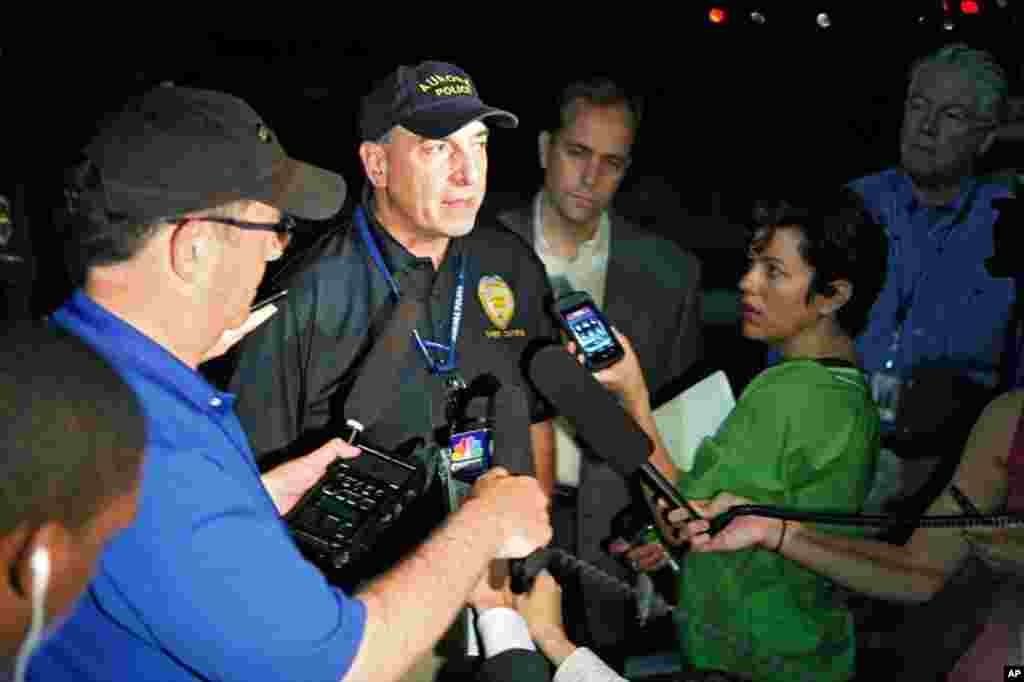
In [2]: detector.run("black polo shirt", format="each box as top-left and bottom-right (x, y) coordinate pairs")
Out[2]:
(230, 201), (557, 470)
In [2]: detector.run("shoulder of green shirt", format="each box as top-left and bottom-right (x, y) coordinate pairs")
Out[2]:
(750, 359), (864, 390)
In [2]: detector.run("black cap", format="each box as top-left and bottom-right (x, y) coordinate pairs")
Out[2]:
(359, 61), (518, 141)
(83, 85), (346, 222)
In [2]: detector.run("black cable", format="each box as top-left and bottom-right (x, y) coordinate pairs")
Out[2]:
(514, 509), (1024, 621)
(518, 508), (1024, 621)
(707, 506), (1024, 535)
(543, 547), (675, 619)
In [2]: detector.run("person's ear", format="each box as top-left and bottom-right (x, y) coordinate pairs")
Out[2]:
(538, 131), (552, 171)
(817, 279), (852, 317)
(168, 220), (209, 284)
(359, 142), (388, 189)
(7, 522), (69, 603)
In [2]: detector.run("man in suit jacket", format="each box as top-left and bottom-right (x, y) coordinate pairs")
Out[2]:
(494, 77), (702, 660)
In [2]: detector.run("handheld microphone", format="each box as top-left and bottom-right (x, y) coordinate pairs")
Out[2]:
(489, 382), (534, 475)
(509, 343), (702, 594)
(471, 381), (541, 593)
(525, 343), (702, 520)
(444, 378), (533, 487)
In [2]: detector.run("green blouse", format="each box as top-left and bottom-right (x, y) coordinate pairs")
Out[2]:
(677, 359), (880, 682)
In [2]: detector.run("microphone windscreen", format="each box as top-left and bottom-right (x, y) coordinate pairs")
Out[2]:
(526, 343), (651, 479)
(492, 383), (534, 476)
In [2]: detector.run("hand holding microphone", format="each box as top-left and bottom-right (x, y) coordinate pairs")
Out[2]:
(468, 467), (552, 560)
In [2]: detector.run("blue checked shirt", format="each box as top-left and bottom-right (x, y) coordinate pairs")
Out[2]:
(850, 168), (1016, 389)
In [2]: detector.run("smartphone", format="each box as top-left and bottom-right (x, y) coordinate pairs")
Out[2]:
(551, 291), (625, 371)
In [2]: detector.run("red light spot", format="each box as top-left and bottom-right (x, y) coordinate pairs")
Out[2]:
(961, 0), (980, 13)
(709, 7), (727, 23)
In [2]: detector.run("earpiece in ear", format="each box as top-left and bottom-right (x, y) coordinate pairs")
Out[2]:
(30, 547), (50, 595)
(12, 545), (52, 682)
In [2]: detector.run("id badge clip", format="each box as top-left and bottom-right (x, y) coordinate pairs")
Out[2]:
(871, 370), (905, 425)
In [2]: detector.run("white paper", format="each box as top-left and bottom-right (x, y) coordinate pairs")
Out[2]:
(653, 370), (735, 472)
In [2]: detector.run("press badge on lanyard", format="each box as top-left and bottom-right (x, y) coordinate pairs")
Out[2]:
(872, 318), (910, 426)
(872, 238), (922, 426)
(871, 362), (903, 425)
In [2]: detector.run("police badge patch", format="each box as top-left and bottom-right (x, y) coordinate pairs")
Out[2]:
(478, 275), (515, 330)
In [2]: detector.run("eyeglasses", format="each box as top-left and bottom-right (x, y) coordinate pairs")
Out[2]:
(904, 98), (997, 133)
(178, 214), (297, 234)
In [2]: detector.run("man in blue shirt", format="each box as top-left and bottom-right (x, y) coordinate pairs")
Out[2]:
(850, 44), (1017, 447)
(843, 45), (1024, 676)
(30, 85), (551, 682)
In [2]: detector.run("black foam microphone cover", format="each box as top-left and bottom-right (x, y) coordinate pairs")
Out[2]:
(490, 382), (535, 476)
(488, 381), (540, 593)
(525, 342), (699, 519)
(511, 343), (657, 594)
(526, 343), (652, 478)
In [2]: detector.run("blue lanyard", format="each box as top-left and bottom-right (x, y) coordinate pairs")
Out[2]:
(355, 206), (465, 375)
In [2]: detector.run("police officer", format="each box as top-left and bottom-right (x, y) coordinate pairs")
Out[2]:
(230, 61), (560, 581)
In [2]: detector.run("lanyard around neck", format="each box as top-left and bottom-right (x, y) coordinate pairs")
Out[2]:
(355, 206), (465, 375)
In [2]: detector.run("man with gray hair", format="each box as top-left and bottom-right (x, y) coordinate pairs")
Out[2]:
(849, 43), (1020, 676)
(852, 43), (1017, 465)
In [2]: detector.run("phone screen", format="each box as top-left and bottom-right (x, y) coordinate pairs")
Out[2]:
(565, 305), (616, 358)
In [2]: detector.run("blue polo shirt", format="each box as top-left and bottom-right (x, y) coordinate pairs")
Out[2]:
(30, 291), (366, 681)
(849, 169), (1016, 388)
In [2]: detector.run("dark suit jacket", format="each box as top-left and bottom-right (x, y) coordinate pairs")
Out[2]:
(497, 204), (703, 649)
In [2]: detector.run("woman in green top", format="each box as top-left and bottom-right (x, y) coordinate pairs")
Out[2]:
(652, 188), (889, 681)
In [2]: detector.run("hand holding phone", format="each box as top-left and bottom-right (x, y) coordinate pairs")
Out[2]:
(551, 291), (625, 371)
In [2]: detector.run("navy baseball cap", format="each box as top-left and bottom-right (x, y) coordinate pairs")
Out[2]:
(82, 85), (346, 222)
(359, 61), (518, 141)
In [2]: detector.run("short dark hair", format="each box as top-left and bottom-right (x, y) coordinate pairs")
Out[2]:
(751, 187), (888, 337)
(62, 159), (251, 285)
(62, 158), (165, 285)
(554, 78), (643, 138)
(0, 322), (145, 535)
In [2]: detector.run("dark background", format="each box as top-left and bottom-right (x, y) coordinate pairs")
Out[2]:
(2, 1), (1021, 325)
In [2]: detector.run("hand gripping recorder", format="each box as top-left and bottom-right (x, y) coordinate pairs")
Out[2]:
(285, 421), (426, 574)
